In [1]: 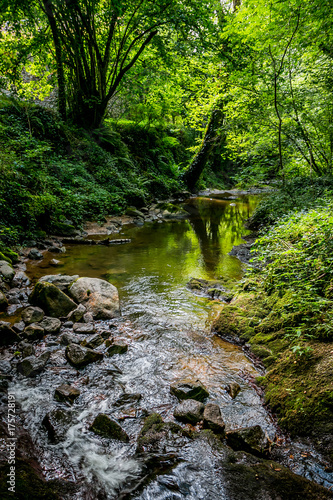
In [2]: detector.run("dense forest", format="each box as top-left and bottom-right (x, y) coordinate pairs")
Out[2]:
(1, 1), (333, 499)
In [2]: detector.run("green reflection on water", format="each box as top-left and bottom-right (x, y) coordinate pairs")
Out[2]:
(27, 195), (259, 295)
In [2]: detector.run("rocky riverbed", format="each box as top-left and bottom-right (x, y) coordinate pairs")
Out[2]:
(0, 192), (332, 499)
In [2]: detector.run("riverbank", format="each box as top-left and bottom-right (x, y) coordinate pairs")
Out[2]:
(212, 187), (333, 468)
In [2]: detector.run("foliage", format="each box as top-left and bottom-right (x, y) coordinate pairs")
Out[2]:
(249, 200), (333, 341)
(0, 97), (189, 246)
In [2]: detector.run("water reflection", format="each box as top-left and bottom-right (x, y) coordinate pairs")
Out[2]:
(185, 195), (258, 275)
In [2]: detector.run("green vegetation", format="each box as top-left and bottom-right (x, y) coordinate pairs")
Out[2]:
(213, 193), (333, 456)
(0, 96), (195, 248)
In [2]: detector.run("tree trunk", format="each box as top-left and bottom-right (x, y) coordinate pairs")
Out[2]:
(43, 0), (66, 121)
(181, 103), (225, 191)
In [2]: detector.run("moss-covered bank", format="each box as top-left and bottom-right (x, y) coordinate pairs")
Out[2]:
(212, 196), (333, 464)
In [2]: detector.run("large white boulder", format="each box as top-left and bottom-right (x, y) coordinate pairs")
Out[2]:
(69, 277), (120, 319)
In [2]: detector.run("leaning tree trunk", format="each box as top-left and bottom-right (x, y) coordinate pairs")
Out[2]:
(182, 104), (225, 191)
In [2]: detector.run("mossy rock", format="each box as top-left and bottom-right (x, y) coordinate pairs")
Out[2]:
(89, 413), (129, 441)
(30, 281), (76, 318)
(137, 413), (189, 451)
(51, 222), (77, 236)
(3, 248), (19, 264)
(0, 252), (12, 264)
(170, 379), (209, 402)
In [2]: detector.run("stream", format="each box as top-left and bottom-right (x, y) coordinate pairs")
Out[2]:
(4, 192), (333, 499)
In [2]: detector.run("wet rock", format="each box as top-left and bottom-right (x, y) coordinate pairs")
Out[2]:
(63, 321), (73, 328)
(42, 408), (72, 443)
(137, 413), (188, 455)
(65, 343), (103, 368)
(68, 304), (86, 323)
(106, 363), (122, 375)
(226, 425), (269, 457)
(170, 379), (209, 402)
(83, 334), (104, 349)
(7, 295), (21, 305)
(107, 341), (128, 356)
(54, 384), (80, 404)
(23, 323), (45, 341)
(187, 278), (233, 302)
(69, 277), (120, 320)
(0, 260), (15, 282)
(17, 351), (50, 377)
(100, 330), (111, 339)
(48, 245), (66, 253)
(89, 413), (129, 441)
(203, 404), (225, 434)
(173, 399), (205, 424)
(0, 360), (12, 373)
(21, 306), (45, 325)
(0, 322), (21, 346)
(18, 341), (35, 358)
(73, 322), (96, 334)
(39, 316), (61, 334)
(28, 248), (43, 260)
(11, 270), (30, 288)
(39, 274), (79, 292)
(13, 321), (26, 333)
(83, 312), (94, 323)
(30, 281), (76, 318)
(114, 393), (142, 407)
(60, 333), (80, 345)
(50, 259), (62, 267)
(0, 290), (8, 311)
(226, 382), (241, 399)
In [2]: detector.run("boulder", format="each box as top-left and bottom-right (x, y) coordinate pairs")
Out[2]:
(17, 351), (50, 377)
(30, 281), (76, 318)
(107, 341), (128, 357)
(170, 379), (209, 402)
(226, 382), (241, 399)
(23, 323), (45, 341)
(60, 333), (80, 345)
(0, 290), (8, 311)
(54, 384), (80, 404)
(0, 260), (15, 282)
(39, 274), (79, 292)
(13, 321), (26, 333)
(83, 334), (104, 349)
(69, 277), (120, 320)
(226, 425), (269, 457)
(21, 306), (44, 325)
(83, 312), (94, 323)
(67, 304), (86, 323)
(203, 404), (225, 434)
(0, 322), (21, 346)
(28, 248), (43, 260)
(173, 399), (205, 424)
(89, 413), (129, 441)
(73, 322), (95, 335)
(12, 270), (30, 288)
(42, 408), (72, 443)
(65, 343), (103, 368)
(39, 317), (61, 334)
(18, 341), (35, 358)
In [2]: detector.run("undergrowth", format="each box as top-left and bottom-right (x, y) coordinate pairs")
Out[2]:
(0, 96), (195, 247)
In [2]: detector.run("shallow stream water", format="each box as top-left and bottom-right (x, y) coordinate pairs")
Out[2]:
(8, 193), (333, 498)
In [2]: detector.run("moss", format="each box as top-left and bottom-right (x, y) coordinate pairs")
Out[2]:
(0, 252), (12, 264)
(89, 414), (129, 441)
(140, 413), (163, 437)
(212, 287), (333, 465)
(2, 248), (19, 264)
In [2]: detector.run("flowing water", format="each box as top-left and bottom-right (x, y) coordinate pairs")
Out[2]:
(7, 193), (333, 498)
